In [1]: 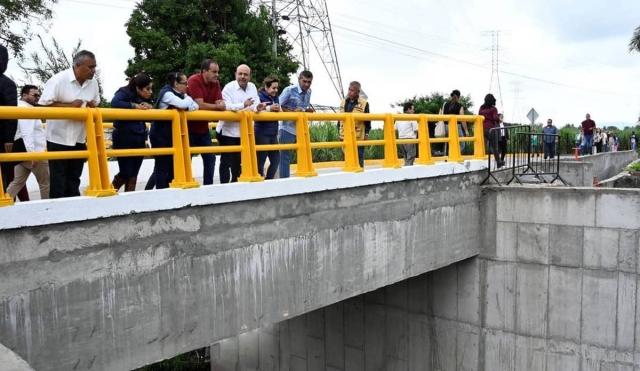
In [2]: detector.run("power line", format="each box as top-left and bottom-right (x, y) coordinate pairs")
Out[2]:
(332, 25), (640, 98)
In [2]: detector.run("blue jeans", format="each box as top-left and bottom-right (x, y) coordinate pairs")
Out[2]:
(632, 141), (637, 151)
(358, 146), (365, 168)
(112, 129), (145, 180)
(278, 129), (296, 178)
(581, 134), (593, 155)
(189, 132), (215, 185)
(256, 134), (280, 180)
(445, 123), (466, 154)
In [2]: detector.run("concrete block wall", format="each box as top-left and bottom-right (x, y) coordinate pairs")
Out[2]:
(473, 186), (640, 370)
(561, 150), (637, 186)
(215, 186), (640, 371)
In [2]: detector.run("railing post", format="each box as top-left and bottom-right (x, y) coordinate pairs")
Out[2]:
(84, 108), (116, 197)
(415, 114), (434, 165)
(0, 166), (13, 206)
(91, 109), (117, 194)
(294, 112), (317, 177)
(238, 111), (262, 182)
(382, 114), (401, 168)
(170, 111), (199, 189)
(472, 116), (486, 160)
(447, 116), (463, 163)
(341, 114), (362, 172)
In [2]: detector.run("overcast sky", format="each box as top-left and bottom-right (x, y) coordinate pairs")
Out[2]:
(5, 0), (640, 127)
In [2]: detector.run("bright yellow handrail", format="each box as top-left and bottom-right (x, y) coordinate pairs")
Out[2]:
(0, 107), (485, 207)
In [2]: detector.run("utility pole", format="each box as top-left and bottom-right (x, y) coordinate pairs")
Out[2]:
(272, 0), (278, 57)
(510, 81), (522, 124)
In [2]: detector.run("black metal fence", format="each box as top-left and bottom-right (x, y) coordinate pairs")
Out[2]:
(481, 125), (566, 186)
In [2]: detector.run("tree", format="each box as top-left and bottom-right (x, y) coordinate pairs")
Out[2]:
(125, 0), (299, 94)
(392, 92), (475, 115)
(0, 0), (58, 58)
(629, 26), (640, 53)
(18, 35), (109, 107)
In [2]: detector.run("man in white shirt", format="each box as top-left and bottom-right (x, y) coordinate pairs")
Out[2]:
(395, 102), (418, 166)
(6, 85), (49, 199)
(217, 64), (266, 183)
(38, 50), (100, 198)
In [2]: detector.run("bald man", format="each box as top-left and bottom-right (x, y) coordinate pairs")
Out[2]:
(217, 64), (266, 183)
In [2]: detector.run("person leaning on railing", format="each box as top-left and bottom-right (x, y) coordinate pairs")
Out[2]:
(187, 59), (225, 185)
(148, 72), (199, 189)
(38, 50), (100, 199)
(256, 75), (281, 180)
(339, 81), (370, 169)
(277, 70), (313, 178)
(218, 64), (266, 184)
(109, 73), (153, 192)
(478, 94), (503, 168)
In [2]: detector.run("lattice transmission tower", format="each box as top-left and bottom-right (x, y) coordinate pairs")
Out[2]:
(482, 30), (508, 112)
(254, 0), (344, 101)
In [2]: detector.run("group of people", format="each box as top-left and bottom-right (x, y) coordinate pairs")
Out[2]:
(0, 46), (379, 201)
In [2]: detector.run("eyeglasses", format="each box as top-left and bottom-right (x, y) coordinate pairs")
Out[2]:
(28, 93), (41, 99)
(176, 81), (188, 85)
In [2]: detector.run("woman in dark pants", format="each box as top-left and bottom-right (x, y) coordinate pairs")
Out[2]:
(149, 72), (199, 189)
(110, 73), (153, 192)
(255, 75), (281, 179)
(478, 94), (503, 168)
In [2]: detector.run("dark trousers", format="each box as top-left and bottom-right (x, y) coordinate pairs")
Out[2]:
(47, 141), (86, 199)
(255, 134), (280, 179)
(498, 138), (507, 162)
(150, 133), (173, 189)
(189, 132), (216, 185)
(543, 142), (556, 159)
(218, 133), (241, 183)
(112, 130), (145, 180)
(358, 146), (365, 168)
(484, 128), (501, 165)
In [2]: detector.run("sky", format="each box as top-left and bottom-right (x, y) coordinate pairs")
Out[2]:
(5, 0), (640, 128)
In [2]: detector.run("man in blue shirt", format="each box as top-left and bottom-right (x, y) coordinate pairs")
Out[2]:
(542, 118), (558, 160)
(278, 70), (313, 178)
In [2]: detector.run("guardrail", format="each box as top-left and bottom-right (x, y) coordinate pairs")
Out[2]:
(481, 125), (566, 186)
(0, 107), (486, 206)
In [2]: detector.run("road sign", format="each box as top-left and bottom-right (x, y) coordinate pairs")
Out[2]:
(526, 108), (539, 125)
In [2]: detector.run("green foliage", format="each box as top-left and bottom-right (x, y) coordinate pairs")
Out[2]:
(629, 25), (640, 53)
(391, 92), (475, 115)
(125, 0), (298, 95)
(17, 35), (110, 107)
(0, 0), (57, 59)
(308, 122), (342, 162)
(627, 162), (640, 172)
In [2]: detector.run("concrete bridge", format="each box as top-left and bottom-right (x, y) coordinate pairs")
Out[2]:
(0, 151), (637, 371)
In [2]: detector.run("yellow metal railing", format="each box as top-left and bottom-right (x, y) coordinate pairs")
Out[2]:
(0, 107), (485, 206)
